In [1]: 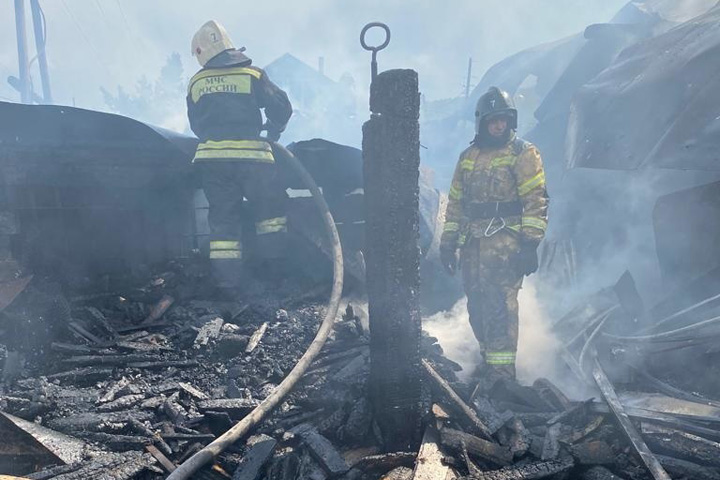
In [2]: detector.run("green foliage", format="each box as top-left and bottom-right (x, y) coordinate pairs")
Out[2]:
(101, 52), (187, 130)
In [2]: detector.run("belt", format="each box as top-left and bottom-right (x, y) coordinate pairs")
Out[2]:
(466, 201), (523, 219)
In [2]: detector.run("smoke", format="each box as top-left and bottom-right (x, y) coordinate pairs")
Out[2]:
(423, 297), (481, 377)
(0, 1), (628, 110)
(422, 278), (594, 398)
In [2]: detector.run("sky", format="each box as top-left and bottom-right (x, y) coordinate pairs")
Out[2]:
(1, 0), (628, 112)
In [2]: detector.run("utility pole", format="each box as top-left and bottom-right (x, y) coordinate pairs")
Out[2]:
(14, 0), (32, 103)
(465, 57), (473, 98)
(30, 0), (52, 103)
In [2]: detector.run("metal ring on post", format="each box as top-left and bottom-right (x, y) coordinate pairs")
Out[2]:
(360, 22), (391, 81)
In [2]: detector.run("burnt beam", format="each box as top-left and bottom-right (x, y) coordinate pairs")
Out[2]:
(363, 68), (423, 450)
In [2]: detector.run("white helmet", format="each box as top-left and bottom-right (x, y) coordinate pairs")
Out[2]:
(191, 20), (234, 67)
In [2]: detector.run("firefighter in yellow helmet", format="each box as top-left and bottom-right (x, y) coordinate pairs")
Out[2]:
(440, 87), (549, 381)
(187, 21), (292, 293)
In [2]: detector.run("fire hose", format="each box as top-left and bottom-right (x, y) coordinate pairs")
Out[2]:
(167, 143), (344, 480)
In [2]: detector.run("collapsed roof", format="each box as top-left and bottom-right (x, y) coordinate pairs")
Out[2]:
(567, 4), (720, 170)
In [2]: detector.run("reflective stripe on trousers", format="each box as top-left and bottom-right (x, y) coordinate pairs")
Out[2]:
(256, 216), (287, 235)
(485, 351), (516, 365)
(209, 240), (242, 260)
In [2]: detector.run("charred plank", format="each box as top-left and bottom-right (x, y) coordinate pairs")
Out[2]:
(440, 428), (513, 466)
(591, 359), (670, 480)
(656, 454), (720, 480)
(423, 360), (493, 439)
(290, 423), (349, 476)
(460, 456), (574, 480)
(231, 434), (277, 480)
(46, 451), (158, 480)
(641, 423), (720, 468)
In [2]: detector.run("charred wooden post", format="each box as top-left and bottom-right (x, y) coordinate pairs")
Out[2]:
(363, 69), (423, 450)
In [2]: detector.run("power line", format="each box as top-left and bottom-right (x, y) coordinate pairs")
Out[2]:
(93, 0), (112, 27)
(59, 0), (113, 77)
(114, 0), (134, 36)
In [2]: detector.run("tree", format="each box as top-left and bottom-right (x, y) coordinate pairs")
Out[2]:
(101, 52), (188, 131)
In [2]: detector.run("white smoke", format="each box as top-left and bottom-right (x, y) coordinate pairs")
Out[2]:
(423, 278), (594, 399)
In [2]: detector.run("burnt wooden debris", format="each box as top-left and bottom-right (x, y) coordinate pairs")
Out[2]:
(231, 434), (277, 480)
(363, 68), (423, 451)
(1, 233), (720, 480)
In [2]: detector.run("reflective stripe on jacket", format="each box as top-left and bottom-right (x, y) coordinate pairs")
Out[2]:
(186, 59), (292, 162)
(442, 137), (549, 246)
(193, 139), (275, 163)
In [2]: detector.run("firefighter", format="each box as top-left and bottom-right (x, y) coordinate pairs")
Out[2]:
(187, 20), (292, 292)
(440, 86), (549, 381)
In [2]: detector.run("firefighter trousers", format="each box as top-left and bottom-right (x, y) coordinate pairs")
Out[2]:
(199, 161), (288, 287)
(460, 234), (524, 379)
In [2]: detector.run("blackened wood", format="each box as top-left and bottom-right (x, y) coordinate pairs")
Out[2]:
(641, 423), (720, 468)
(127, 360), (198, 369)
(580, 466), (626, 480)
(198, 398), (259, 416)
(532, 379), (571, 412)
(232, 434), (277, 480)
(47, 411), (154, 433)
(569, 441), (614, 465)
(460, 457), (574, 480)
(291, 423), (350, 476)
(489, 379), (554, 413)
(61, 354), (160, 367)
(193, 316), (224, 349)
(440, 428), (513, 466)
(84, 432), (150, 450)
(350, 452), (416, 473)
(364, 68), (423, 450)
(46, 367), (113, 386)
(97, 394), (144, 412)
(163, 392), (188, 425)
(507, 418), (530, 459)
(266, 451), (301, 480)
(178, 382), (209, 400)
(591, 359), (671, 480)
(161, 433), (216, 441)
(331, 352), (369, 383)
(146, 444), (176, 473)
(98, 376), (131, 404)
(541, 424), (561, 460)
(656, 455), (720, 480)
(26, 464), (80, 480)
(423, 360), (493, 439)
(44, 451), (157, 480)
(472, 396), (514, 435)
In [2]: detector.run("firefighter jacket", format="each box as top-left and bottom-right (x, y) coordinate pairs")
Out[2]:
(442, 136), (548, 250)
(186, 50), (292, 163)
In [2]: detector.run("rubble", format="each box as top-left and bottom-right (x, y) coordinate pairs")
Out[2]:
(2, 248), (720, 480)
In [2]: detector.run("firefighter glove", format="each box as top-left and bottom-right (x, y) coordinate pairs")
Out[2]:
(264, 120), (284, 142)
(517, 240), (539, 276)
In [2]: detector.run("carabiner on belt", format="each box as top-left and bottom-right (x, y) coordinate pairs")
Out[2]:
(484, 217), (506, 237)
(483, 202), (506, 237)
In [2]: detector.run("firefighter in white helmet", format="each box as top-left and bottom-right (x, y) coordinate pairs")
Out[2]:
(187, 21), (292, 294)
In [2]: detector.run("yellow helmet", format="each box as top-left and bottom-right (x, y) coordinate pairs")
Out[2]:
(191, 20), (234, 67)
